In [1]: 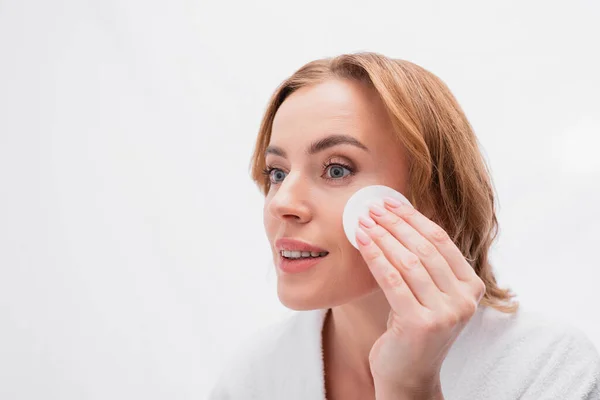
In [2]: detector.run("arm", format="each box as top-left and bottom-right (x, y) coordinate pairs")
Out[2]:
(374, 379), (445, 400)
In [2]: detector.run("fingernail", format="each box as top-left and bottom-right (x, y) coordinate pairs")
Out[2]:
(358, 215), (376, 228)
(356, 227), (372, 245)
(383, 196), (403, 208)
(369, 203), (386, 216)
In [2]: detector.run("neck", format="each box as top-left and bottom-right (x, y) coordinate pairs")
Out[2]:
(322, 289), (391, 388)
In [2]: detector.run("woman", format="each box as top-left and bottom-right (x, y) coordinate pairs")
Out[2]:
(209, 52), (600, 399)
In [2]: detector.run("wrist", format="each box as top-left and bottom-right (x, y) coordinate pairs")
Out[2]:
(374, 381), (444, 400)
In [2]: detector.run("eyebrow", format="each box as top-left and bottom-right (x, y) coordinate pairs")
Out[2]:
(265, 134), (370, 158)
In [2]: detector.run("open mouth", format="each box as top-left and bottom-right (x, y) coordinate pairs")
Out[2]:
(280, 250), (329, 260)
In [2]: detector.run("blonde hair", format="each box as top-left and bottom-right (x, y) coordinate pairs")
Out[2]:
(249, 52), (519, 314)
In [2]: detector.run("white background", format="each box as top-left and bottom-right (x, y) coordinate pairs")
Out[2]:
(1, 0), (599, 398)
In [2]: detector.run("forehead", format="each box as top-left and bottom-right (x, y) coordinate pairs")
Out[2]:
(270, 79), (396, 150)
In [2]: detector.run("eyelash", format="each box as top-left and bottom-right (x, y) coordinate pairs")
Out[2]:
(261, 160), (356, 185)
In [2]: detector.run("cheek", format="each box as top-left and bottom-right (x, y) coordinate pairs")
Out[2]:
(262, 201), (274, 236)
(327, 201), (356, 254)
(331, 197), (351, 235)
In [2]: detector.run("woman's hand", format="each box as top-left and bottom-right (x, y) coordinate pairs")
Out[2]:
(355, 197), (486, 399)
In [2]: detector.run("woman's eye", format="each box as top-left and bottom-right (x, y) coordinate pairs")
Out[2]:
(325, 164), (352, 180)
(270, 169), (286, 183)
(266, 163), (353, 184)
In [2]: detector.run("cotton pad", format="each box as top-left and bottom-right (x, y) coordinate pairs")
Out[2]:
(342, 185), (412, 249)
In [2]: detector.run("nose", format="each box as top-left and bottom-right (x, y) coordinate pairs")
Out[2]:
(266, 171), (312, 223)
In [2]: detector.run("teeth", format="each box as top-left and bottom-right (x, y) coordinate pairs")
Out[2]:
(281, 250), (328, 259)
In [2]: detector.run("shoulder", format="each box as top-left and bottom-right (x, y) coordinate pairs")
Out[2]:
(465, 305), (598, 357)
(207, 309), (327, 400)
(443, 305), (600, 399)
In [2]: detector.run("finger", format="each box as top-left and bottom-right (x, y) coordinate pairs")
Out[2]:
(355, 226), (423, 316)
(369, 202), (463, 298)
(382, 198), (479, 284)
(358, 215), (445, 311)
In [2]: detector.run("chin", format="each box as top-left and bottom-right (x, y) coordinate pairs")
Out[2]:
(280, 302), (318, 311)
(275, 281), (332, 311)
(277, 289), (323, 311)
(272, 250), (377, 311)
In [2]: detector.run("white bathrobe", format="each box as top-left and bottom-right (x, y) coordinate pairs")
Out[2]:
(208, 305), (600, 399)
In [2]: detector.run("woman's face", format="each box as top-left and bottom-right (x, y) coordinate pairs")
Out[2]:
(263, 78), (410, 310)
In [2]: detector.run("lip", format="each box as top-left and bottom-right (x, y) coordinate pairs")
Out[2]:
(278, 254), (327, 274)
(275, 238), (328, 253)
